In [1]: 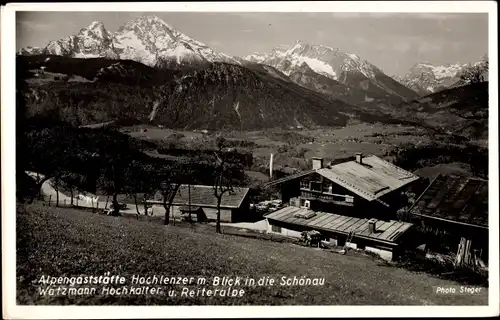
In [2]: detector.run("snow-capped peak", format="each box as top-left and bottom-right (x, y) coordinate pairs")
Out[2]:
(242, 40), (418, 100)
(243, 52), (268, 63)
(19, 15), (241, 68)
(17, 46), (44, 55)
(251, 41), (381, 81)
(411, 62), (467, 79)
(398, 61), (478, 95)
(88, 21), (105, 29)
(78, 20), (111, 39)
(346, 53), (360, 61)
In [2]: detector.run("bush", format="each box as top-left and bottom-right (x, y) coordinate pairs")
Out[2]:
(396, 250), (488, 287)
(224, 139), (258, 149)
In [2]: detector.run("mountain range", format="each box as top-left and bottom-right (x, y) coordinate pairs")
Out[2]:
(19, 54), (385, 131)
(393, 62), (467, 95)
(17, 15), (488, 132)
(17, 15), (418, 105)
(18, 16), (241, 70)
(18, 15), (486, 102)
(395, 59), (489, 96)
(244, 41), (420, 104)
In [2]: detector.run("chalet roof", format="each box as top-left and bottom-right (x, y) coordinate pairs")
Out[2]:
(263, 155), (419, 201)
(151, 184), (250, 209)
(263, 170), (316, 188)
(317, 156), (419, 201)
(409, 174), (488, 229)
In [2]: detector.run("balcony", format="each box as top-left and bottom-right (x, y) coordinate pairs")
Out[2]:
(300, 189), (354, 206)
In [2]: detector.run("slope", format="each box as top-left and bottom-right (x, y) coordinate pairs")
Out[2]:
(148, 62), (356, 130)
(20, 55), (369, 130)
(17, 54), (179, 86)
(395, 82), (489, 139)
(16, 204), (488, 305)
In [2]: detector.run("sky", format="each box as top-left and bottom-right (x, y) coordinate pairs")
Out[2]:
(16, 11), (489, 76)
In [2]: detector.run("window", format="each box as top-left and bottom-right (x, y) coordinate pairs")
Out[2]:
(310, 181), (322, 192)
(271, 225), (282, 233)
(345, 195), (354, 203)
(325, 183), (333, 194)
(300, 199), (311, 209)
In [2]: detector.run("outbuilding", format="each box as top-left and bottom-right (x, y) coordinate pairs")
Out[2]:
(149, 184), (252, 223)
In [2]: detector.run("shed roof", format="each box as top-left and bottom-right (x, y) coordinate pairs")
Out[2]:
(409, 174), (488, 229)
(179, 206), (203, 212)
(316, 156), (419, 201)
(265, 206), (413, 245)
(151, 184), (250, 209)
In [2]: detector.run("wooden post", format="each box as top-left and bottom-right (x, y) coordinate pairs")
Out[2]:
(465, 240), (472, 266)
(455, 237), (465, 267)
(48, 195), (52, 207)
(172, 206), (175, 226)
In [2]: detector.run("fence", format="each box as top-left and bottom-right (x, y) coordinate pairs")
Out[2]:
(38, 195), (104, 213)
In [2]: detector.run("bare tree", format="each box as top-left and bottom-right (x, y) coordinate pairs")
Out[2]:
(128, 162), (157, 218)
(157, 160), (191, 226)
(51, 176), (61, 207)
(212, 137), (244, 234)
(58, 173), (87, 206)
(159, 182), (181, 225)
(133, 194), (141, 219)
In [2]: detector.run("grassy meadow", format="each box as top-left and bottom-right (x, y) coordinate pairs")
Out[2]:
(17, 204), (488, 305)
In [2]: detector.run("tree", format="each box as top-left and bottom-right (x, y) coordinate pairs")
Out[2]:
(211, 137), (245, 233)
(94, 130), (142, 216)
(16, 61), (30, 203)
(460, 55), (488, 84)
(127, 160), (159, 218)
(157, 165), (181, 226)
(22, 127), (80, 203)
(97, 158), (136, 216)
(156, 158), (196, 225)
(51, 176), (61, 207)
(58, 173), (88, 206)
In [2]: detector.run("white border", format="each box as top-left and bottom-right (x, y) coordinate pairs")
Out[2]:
(2, 2), (499, 319)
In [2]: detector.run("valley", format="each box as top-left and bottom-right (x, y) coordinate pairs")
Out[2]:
(120, 121), (487, 187)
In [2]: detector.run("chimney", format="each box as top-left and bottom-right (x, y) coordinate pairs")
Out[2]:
(312, 157), (324, 170)
(355, 152), (363, 164)
(368, 218), (377, 233)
